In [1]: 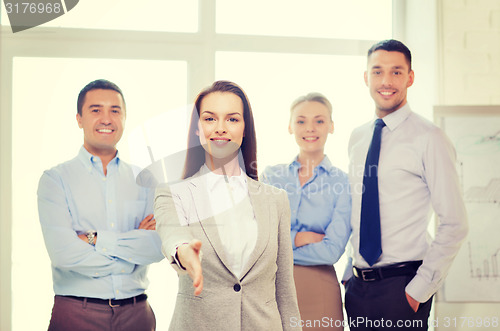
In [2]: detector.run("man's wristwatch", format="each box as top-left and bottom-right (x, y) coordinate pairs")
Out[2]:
(86, 231), (97, 246)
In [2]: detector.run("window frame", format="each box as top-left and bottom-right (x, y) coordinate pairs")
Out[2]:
(0, 1), (397, 329)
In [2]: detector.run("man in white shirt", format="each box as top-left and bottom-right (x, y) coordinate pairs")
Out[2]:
(344, 39), (468, 330)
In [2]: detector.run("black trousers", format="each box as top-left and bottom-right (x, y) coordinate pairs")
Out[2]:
(345, 274), (433, 331)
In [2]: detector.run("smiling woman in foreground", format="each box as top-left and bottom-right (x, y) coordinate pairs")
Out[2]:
(154, 80), (301, 330)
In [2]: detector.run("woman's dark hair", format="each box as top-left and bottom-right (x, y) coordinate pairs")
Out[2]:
(182, 80), (258, 180)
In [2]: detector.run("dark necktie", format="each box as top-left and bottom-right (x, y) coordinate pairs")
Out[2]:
(359, 118), (386, 266)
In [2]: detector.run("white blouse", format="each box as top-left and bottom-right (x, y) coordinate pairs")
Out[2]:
(202, 165), (258, 278)
(172, 165), (258, 278)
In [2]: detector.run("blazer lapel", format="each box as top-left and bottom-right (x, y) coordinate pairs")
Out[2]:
(239, 178), (270, 279)
(186, 174), (213, 222)
(187, 172), (235, 276)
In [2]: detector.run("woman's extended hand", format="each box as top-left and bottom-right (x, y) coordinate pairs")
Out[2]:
(178, 239), (204, 296)
(295, 231), (325, 247)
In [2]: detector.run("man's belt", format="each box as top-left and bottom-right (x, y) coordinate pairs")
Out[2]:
(64, 293), (148, 307)
(353, 261), (423, 282)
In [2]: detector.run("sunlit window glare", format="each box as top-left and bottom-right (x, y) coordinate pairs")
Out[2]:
(216, 51), (374, 172)
(12, 57), (187, 331)
(216, 0), (392, 40)
(1, 0), (198, 32)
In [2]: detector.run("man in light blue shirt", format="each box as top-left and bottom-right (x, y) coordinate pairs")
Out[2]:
(37, 79), (164, 331)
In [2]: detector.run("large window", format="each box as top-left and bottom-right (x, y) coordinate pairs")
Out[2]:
(1, 1), (393, 329)
(1, 0), (198, 32)
(12, 57), (187, 331)
(216, 51), (373, 172)
(216, 0), (392, 40)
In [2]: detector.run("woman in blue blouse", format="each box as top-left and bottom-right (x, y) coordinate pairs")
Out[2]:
(262, 93), (351, 330)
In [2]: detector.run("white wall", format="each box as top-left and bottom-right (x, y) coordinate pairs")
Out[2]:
(436, 0), (500, 329)
(395, 1), (500, 330)
(439, 0), (500, 105)
(435, 0), (499, 329)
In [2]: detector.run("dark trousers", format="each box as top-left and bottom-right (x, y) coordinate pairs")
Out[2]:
(48, 295), (156, 331)
(345, 274), (433, 331)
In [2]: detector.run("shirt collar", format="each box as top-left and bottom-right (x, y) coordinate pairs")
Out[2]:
(290, 157), (301, 170)
(374, 103), (412, 132)
(78, 146), (120, 173)
(289, 155), (335, 175)
(201, 164), (248, 192)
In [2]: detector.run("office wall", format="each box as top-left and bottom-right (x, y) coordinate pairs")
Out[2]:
(440, 0), (500, 105)
(397, 1), (500, 330)
(436, 0), (500, 329)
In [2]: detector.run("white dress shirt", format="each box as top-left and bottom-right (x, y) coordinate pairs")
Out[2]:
(348, 103), (468, 302)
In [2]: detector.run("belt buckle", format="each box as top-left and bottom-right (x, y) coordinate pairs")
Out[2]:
(108, 299), (120, 308)
(361, 269), (376, 281)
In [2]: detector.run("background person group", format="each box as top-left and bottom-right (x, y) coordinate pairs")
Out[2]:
(38, 39), (467, 331)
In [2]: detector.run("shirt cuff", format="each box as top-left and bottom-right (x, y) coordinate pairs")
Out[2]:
(169, 241), (203, 275)
(94, 230), (118, 257)
(171, 243), (189, 271)
(405, 272), (436, 303)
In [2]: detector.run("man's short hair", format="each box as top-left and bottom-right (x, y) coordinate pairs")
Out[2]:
(367, 39), (412, 71)
(77, 79), (125, 115)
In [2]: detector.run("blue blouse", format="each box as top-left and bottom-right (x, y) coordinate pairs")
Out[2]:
(262, 156), (351, 266)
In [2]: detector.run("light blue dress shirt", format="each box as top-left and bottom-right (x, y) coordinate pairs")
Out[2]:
(262, 156), (351, 266)
(37, 146), (164, 299)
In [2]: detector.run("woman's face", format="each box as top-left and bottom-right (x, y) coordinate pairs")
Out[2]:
(197, 92), (245, 160)
(289, 101), (333, 154)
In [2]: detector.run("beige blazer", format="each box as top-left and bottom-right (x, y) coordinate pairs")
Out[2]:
(154, 171), (301, 331)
